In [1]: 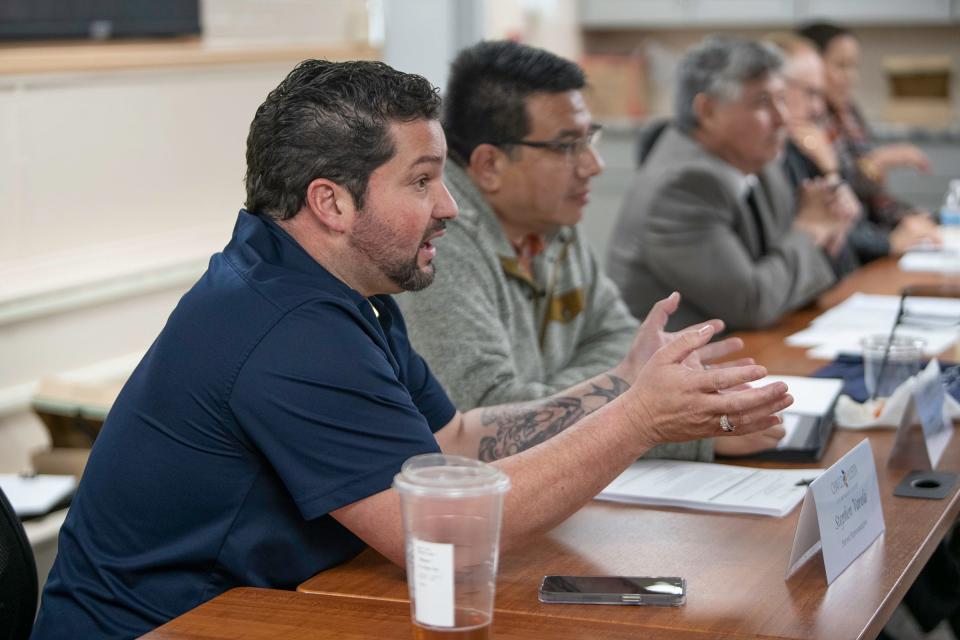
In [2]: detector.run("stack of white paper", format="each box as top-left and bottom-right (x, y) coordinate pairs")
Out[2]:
(761, 375), (842, 414)
(753, 375), (843, 449)
(596, 460), (820, 517)
(785, 293), (960, 359)
(0, 474), (77, 518)
(899, 251), (960, 273)
(899, 227), (960, 273)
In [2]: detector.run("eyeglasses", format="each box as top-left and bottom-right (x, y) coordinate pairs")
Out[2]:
(495, 124), (603, 162)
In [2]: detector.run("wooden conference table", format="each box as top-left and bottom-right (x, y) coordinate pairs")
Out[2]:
(144, 588), (673, 639)
(289, 258), (960, 640)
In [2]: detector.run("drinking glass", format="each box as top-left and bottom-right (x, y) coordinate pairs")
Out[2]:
(861, 335), (926, 399)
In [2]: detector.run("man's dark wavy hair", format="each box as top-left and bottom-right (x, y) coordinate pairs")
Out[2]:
(245, 59), (441, 220)
(443, 40), (585, 163)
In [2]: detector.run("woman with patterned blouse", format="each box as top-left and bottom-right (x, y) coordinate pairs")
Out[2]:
(797, 22), (940, 261)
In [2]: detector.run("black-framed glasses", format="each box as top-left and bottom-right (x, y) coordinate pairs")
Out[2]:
(495, 124), (603, 162)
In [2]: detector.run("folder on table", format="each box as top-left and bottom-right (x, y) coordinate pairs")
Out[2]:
(732, 376), (844, 463)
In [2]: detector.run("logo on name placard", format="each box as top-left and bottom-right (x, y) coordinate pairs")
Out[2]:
(830, 464), (857, 495)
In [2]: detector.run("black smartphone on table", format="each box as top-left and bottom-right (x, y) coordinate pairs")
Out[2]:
(538, 575), (686, 606)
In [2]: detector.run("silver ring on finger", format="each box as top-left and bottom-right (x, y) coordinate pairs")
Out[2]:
(719, 414), (736, 433)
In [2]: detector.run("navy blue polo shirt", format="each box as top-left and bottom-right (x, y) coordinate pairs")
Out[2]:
(31, 210), (455, 639)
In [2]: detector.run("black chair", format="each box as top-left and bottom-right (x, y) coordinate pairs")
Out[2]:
(635, 117), (670, 167)
(0, 486), (38, 640)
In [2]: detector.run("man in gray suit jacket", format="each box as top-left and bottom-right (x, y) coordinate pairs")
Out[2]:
(607, 37), (850, 332)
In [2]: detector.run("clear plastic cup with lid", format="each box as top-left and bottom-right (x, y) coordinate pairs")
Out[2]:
(393, 453), (511, 640)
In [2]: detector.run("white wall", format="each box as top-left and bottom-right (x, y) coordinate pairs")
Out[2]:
(0, 0), (376, 473)
(0, 63), (300, 472)
(486, 0), (583, 61)
(202, 0), (371, 46)
(382, 0), (479, 91)
(380, 0), (582, 92)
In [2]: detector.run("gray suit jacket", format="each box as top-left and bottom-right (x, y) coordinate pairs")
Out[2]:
(606, 126), (835, 332)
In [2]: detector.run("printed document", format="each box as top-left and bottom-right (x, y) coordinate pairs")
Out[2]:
(0, 474), (77, 518)
(597, 460), (820, 517)
(899, 227), (960, 273)
(785, 293), (960, 359)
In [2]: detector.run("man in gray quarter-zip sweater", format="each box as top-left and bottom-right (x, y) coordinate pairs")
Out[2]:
(398, 41), (786, 460)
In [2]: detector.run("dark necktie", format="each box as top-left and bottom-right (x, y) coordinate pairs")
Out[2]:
(745, 183), (768, 256)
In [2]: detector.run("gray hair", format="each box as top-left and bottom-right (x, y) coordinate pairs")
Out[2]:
(674, 37), (784, 133)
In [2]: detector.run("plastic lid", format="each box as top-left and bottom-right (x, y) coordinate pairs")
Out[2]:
(393, 453), (511, 498)
(861, 334), (926, 360)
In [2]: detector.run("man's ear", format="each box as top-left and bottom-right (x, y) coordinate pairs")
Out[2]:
(304, 178), (355, 233)
(692, 93), (715, 132)
(467, 143), (508, 194)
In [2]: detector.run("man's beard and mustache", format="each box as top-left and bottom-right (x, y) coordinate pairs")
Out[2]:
(385, 217), (445, 292)
(350, 215), (446, 292)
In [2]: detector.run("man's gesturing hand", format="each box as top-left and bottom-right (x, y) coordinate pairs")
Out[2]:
(621, 325), (793, 451)
(618, 292), (729, 382)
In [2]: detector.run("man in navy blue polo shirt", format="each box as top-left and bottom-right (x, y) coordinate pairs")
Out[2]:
(32, 59), (793, 639)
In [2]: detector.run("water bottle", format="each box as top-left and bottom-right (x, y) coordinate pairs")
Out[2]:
(940, 179), (960, 269)
(941, 179), (960, 226)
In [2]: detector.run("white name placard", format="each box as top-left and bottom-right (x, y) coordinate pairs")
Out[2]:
(889, 360), (953, 469)
(786, 438), (885, 584)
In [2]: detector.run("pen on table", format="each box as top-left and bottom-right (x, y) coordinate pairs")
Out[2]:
(795, 477), (816, 487)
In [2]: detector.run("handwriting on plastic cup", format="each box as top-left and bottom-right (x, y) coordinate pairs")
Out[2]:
(394, 454), (510, 640)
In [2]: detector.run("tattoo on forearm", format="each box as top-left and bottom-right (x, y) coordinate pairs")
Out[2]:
(477, 374), (629, 462)
(584, 375), (629, 403)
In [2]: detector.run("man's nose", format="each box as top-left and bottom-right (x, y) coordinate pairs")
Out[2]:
(771, 100), (787, 128)
(576, 145), (604, 178)
(436, 183), (459, 220)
